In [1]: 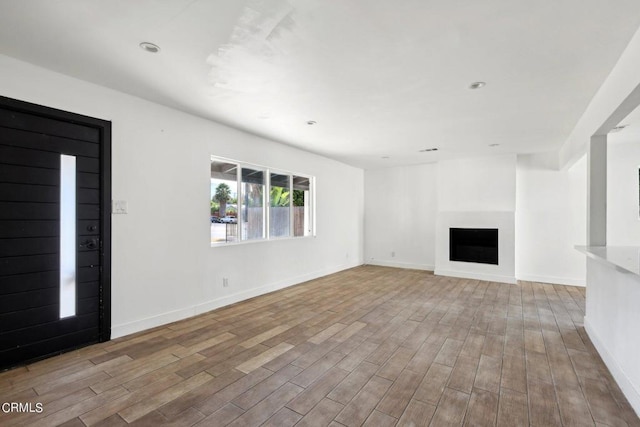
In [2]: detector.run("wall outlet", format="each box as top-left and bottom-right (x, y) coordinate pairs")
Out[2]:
(222, 277), (229, 287)
(391, 251), (395, 257)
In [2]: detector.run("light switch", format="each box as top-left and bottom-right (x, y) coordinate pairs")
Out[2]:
(112, 200), (128, 214)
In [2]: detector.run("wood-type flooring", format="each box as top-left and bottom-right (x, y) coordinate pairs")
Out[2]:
(1, 266), (638, 426)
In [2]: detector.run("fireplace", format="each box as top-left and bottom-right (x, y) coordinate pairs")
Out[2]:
(449, 228), (498, 265)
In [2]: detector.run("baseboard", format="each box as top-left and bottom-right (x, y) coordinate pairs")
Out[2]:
(193, 261), (362, 315)
(584, 317), (640, 417)
(516, 274), (585, 287)
(111, 261), (362, 339)
(434, 269), (517, 284)
(111, 306), (197, 339)
(366, 259), (435, 271)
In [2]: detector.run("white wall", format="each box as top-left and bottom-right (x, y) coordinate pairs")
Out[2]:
(560, 23), (640, 418)
(585, 258), (640, 415)
(552, 28), (640, 409)
(364, 164), (437, 270)
(0, 54), (364, 338)
(607, 137), (640, 245)
(363, 153), (588, 286)
(437, 154), (516, 212)
(435, 155), (517, 283)
(515, 153), (587, 285)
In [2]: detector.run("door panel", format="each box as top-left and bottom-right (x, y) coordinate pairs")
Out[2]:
(0, 201), (59, 220)
(0, 183), (60, 202)
(78, 266), (100, 283)
(0, 220), (59, 239)
(1, 254), (59, 276)
(0, 305), (58, 333)
(0, 127), (100, 157)
(0, 271), (59, 294)
(0, 144), (62, 168)
(0, 237), (58, 257)
(0, 287), (58, 312)
(0, 108), (100, 143)
(0, 96), (110, 370)
(78, 188), (100, 204)
(5, 329), (100, 368)
(0, 163), (60, 185)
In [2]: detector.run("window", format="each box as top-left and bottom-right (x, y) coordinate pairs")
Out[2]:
(211, 156), (314, 245)
(270, 173), (290, 238)
(211, 159), (239, 243)
(241, 167), (265, 240)
(293, 175), (312, 237)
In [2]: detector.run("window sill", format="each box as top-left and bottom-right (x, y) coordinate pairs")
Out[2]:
(211, 235), (316, 248)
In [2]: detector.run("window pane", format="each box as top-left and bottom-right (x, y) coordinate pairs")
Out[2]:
(211, 159), (239, 244)
(270, 173), (290, 237)
(293, 176), (311, 237)
(60, 154), (76, 318)
(241, 168), (265, 240)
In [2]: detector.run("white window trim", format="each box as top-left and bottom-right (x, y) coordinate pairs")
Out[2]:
(211, 156), (316, 247)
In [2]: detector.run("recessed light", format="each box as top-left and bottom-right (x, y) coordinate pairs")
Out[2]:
(307, 120), (317, 125)
(469, 81), (486, 90)
(139, 42), (160, 53)
(419, 148), (439, 152)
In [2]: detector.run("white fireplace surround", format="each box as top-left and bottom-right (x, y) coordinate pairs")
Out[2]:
(435, 211), (516, 284)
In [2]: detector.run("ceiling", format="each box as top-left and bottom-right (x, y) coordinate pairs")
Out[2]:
(1, 0), (639, 169)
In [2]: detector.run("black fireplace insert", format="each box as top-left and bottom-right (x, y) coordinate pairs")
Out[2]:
(449, 228), (498, 265)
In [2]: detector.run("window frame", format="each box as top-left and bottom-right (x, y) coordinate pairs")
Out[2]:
(211, 156), (315, 246)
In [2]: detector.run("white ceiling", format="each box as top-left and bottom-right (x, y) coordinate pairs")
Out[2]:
(1, 0), (639, 169)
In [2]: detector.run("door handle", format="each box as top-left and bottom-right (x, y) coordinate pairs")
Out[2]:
(80, 238), (98, 250)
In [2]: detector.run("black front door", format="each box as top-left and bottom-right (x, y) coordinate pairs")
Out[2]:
(0, 96), (111, 370)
